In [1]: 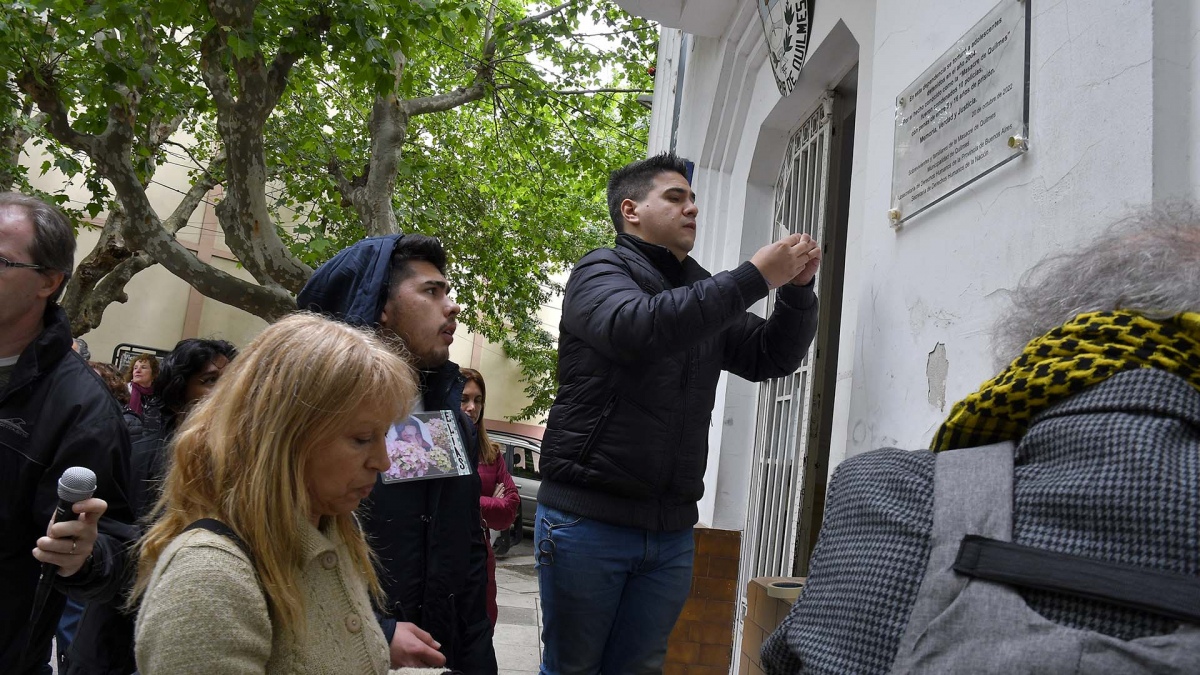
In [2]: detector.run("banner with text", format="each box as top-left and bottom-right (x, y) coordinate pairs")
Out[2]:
(891, 0), (1029, 223)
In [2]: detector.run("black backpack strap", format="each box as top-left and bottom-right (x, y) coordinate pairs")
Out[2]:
(954, 535), (1200, 624)
(184, 518), (254, 564)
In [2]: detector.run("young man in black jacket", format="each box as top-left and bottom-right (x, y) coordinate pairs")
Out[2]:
(0, 193), (134, 673)
(536, 153), (822, 673)
(297, 234), (496, 672)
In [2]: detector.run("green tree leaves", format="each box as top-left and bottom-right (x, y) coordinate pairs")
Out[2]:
(2, 0), (656, 420)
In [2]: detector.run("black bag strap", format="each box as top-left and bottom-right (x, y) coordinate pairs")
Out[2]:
(184, 518), (255, 564)
(954, 535), (1200, 624)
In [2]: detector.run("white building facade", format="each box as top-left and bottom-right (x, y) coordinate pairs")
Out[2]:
(616, 0), (1199, 662)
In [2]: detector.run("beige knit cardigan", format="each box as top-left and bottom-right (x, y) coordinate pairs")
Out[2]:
(135, 522), (447, 674)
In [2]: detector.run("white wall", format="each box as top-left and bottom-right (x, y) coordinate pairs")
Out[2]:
(642, 0), (1197, 531)
(845, 0), (1173, 460)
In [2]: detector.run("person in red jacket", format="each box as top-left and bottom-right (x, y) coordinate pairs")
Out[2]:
(461, 368), (520, 626)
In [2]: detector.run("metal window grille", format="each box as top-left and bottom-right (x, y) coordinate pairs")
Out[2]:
(734, 94), (834, 667)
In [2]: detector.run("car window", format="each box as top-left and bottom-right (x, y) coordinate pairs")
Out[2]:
(512, 444), (541, 481)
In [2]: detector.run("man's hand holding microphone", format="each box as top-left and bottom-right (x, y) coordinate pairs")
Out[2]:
(32, 466), (108, 578)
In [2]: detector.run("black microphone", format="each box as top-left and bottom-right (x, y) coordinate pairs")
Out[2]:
(39, 466), (97, 578)
(23, 466), (97, 668)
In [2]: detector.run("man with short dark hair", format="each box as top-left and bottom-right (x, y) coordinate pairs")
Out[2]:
(298, 234), (496, 672)
(0, 192), (134, 673)
(536, 152), (823, 673)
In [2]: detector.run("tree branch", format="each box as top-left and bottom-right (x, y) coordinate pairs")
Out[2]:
(16, 69), (95, 154)
(197, 5), (324, 292)
(121, 197), (295, 320)
(163, 152), (224, 233)
(549, 88), (654, 94)
(266, 13), (332, 103)
(327, 158), (358, 196)
(404, 81), (490, 117)
(511, 0), (581, 29)
(198, 30), (236, 111)
(481, 0), (500, 57)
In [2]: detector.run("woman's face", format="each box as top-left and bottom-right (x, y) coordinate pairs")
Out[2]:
(305, 404), (393, 525)
(183, 355), (230, 410)
(131, 359), (154, 387)
(460, 380), (483, 425)
(399, 423), (420, 443)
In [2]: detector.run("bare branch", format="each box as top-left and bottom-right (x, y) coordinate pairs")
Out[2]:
(481, 0), (500, 56)
(68, 252), (156, 336)
(148, 114), (185, 148)
(569, 25), (659, 38)
(404, 82), (490, 117)
(550, 88), (654, 94)
(163, 153), (225, 233)
(511, 0), (581, 29)
(122, 203), (295, 319)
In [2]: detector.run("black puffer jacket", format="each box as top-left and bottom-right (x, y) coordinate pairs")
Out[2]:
(298, 234), (495, 671)
(539, 234), (819, 531)
(362, 364), (495, 672)
(0, 305), (135, 673)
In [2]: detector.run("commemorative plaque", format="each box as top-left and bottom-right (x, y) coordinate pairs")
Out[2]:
(891, 0), (1030, 224)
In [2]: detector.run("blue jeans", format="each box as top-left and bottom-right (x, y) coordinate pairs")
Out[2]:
(55, 596), (85, 669)
(536, 504), (694, 675)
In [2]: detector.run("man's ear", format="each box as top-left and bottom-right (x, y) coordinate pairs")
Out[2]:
(36, 271), (64, 301)
(620, 198), (640, 229)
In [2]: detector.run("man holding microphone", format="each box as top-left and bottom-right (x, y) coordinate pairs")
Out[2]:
(0, 193), (133, 673)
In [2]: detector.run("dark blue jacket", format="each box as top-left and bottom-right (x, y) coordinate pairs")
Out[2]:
(298, 236), (496, 672)
(539, 234), (819, 531)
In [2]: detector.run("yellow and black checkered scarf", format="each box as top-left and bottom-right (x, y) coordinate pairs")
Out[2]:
(932, 310), (1200, 452)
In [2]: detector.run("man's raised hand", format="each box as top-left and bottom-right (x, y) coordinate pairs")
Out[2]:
(750, 233), (822, 289)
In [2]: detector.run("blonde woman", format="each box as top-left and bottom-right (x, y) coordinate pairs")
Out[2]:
(131, 313), (448, 674)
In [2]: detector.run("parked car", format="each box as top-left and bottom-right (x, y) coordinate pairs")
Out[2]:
(488, 430), (542, 540)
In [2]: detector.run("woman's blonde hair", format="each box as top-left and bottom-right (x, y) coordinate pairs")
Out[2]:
(131, 312), (417, 637)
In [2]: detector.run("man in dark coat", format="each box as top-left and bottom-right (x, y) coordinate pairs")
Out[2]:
(298, 234), (495, 672)
(535, 152), (822, 673)
(0, 192), (134, 673)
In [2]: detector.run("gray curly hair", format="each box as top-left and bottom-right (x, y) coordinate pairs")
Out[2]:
(993, 202), (1200, 364)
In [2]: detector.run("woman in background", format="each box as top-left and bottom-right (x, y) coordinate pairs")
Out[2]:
(132, 313), (447, 674)
(124, 353), (159, 416)
(64, 342), (239, 675)
(461, 368), (519, 626)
